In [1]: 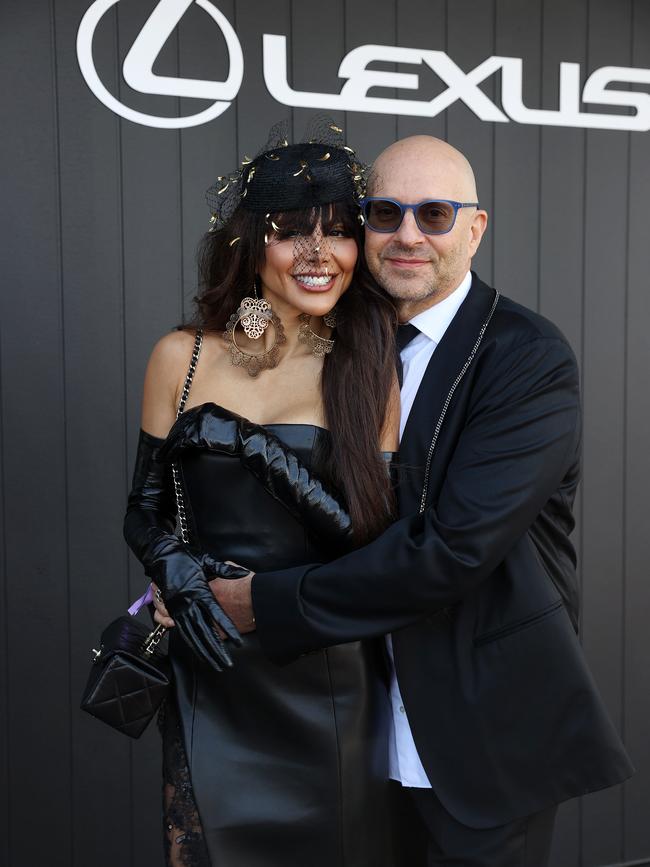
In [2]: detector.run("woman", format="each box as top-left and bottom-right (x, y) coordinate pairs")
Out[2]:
(123, 123), (400, 867)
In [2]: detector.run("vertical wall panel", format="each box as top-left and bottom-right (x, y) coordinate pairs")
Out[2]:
(538, 6), (589, 864)
(538, 0), (587, 355)
(54, 1), (133, 865)
(113, 4), (184, 862)
(118, 0), (185, 440)
(446, 0), (496, 282)
(580, 0), (632, 863)
(178, 1), (237, 318)
(550, 800), (582, 867)
(623, 0), (650, 860)
(395, 0), (446, 142)
(0, 2), (72, 865)
(344, 0), (397, 163)
(234, 1), (292, 167)
(291, 0), (346, 143)
(0, 334), (7, 867)
(493, 0), (542, 311)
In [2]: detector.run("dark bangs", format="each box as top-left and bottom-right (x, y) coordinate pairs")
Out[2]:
(266, 199), (361, 240)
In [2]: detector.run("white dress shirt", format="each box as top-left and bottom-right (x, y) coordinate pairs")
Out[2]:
(388, 270), (472, 787)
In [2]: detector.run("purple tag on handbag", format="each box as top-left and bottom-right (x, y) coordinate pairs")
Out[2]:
(127, 585), (154, 616)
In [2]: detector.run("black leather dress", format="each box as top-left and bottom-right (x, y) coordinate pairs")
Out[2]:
(156, 402), (393, 867)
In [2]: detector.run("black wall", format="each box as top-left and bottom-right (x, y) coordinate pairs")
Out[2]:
(1, 1), (649, 865)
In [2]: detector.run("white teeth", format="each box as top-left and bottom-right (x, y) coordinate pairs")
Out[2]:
(294, 274), (332, 286)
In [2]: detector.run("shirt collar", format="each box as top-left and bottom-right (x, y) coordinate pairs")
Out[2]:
(407, 271), (472, 347)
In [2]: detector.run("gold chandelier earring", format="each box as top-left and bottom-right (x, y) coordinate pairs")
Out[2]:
(298, 308), (337, 358)
(224, 282), (286, 377)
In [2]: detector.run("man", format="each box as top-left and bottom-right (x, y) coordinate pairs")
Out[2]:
(212, 136), (633, 865)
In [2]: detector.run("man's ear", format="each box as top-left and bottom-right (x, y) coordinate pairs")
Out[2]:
(469, 210), (488, 257)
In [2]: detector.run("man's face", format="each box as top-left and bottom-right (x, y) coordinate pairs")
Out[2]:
(364, 150), (485, 313)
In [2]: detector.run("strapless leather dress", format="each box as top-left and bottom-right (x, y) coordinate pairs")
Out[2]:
(157, 403), (394, 867)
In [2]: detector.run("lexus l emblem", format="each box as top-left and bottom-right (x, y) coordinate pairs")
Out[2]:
(76, 0), (244, 129)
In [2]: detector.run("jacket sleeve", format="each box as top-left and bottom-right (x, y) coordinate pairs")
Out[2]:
(252, 336), (581, 661)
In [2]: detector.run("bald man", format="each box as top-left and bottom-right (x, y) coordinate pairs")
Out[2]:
(212, 137), (633, 866)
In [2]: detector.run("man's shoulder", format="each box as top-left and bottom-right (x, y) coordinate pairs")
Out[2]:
(470, 274), (575, 360)
(494, 294), (567, 343)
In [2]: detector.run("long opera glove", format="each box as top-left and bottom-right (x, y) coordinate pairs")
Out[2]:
(123, 429), (245, 672)
(158, 404), (355, 552)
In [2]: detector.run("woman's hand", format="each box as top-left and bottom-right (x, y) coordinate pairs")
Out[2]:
(152, 558), (256, 636)
(151, 582), (175, 629)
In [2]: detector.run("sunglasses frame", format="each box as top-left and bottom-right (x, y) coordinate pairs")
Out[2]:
(359, 197), (480, 235)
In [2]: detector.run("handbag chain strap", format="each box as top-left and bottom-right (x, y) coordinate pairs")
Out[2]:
(139, 330), (203, 657)
(171, 328), (204, 546)
(128, 331), (203, 659)
(142, 623), (168, 656)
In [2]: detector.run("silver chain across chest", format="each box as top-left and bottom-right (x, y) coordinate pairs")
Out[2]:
(418, 290), (500, 514)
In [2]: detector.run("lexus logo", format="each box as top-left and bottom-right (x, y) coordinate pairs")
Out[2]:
(77, 0), (650, 132)
(76, 0), (243, 128)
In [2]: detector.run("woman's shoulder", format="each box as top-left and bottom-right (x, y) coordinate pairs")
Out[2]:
(146, 326), (212, 385)
(141, 328), (205, 436)
(149, 326), (200, 367)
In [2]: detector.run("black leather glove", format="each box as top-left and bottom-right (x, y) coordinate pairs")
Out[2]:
(123, 429), (245, 672)
(158, 404), (355, 552)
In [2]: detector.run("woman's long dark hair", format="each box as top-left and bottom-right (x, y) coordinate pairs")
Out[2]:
(187, 199), (397, 544)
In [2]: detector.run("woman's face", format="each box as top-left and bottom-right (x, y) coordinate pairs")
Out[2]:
(258, 209), (358, 319)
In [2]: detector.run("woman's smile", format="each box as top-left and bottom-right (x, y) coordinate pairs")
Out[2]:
(292, 271), (339, 292)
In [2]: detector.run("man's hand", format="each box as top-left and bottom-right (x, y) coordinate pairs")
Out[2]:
(152, 560), (255, 637)
(209, 567), (256, 634)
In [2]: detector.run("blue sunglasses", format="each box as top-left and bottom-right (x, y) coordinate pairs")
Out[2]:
(359, 197), (479, 235)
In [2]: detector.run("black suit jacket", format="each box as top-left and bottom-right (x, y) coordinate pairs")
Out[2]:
(252, 273), (633, 828)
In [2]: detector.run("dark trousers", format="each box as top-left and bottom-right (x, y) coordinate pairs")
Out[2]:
(390, 782), (557, 867)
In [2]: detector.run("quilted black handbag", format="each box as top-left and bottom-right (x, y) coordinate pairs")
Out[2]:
(80, 615), (171, 739)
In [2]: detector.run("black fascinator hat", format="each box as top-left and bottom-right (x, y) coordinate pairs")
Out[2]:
(205, 116), (367, 230)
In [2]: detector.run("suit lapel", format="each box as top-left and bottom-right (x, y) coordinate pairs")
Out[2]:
(398, 273), (497, 512)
